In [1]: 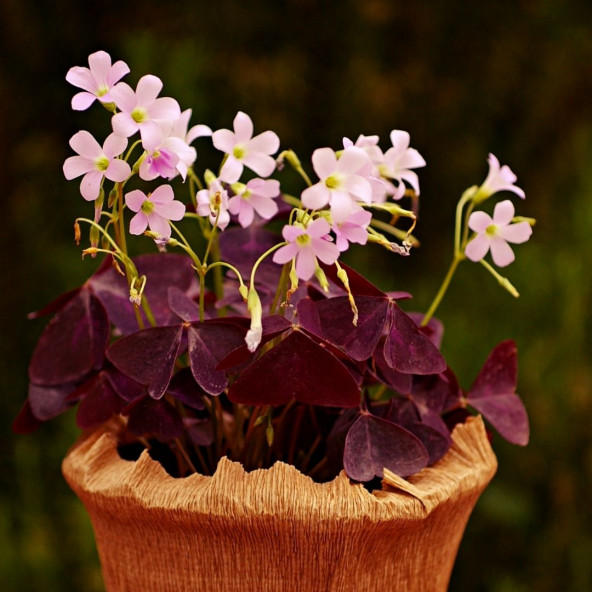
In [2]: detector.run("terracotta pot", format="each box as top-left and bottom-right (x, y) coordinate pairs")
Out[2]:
(62, 416), (497, 592)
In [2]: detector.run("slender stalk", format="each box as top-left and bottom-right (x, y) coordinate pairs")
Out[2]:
(421, 253), (464, 326)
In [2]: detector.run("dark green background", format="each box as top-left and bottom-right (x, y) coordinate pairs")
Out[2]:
(2, 1), (591, 590)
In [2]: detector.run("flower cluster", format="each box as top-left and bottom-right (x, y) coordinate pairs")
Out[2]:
(18, 52), (535, 483)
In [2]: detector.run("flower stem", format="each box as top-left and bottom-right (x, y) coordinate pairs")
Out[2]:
(421, 252), (464, 326)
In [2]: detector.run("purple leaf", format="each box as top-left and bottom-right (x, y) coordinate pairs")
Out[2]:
(106, 325), (185, 399)
(320, 261), (386, 297)
(28, 382), (76, 421)
(167, 368), (206, 410)
(373, 339), (413, 394)
(75, 372), (127, 429)
(300, 295), (389, 361)
(343, 414), (429, 481)
(467, 395), (529, 446)
(28, 288), (109, 386)
(188, 319), (249, 395)
(27, 287), (81, 320)
(218, 225), (280, 277)
(102, 367), (147, 403)
(184, 417), (214, 447)
(228, 329), (361, 407)
(467, 340), (529, 446)
(168, 286), (201, 322)
(126, 397), (184, 441)
(469, 340), (517, 400)
(384, 304), (446, 375)
(407, 313), (445, 349)
(89, 253), (199, 335)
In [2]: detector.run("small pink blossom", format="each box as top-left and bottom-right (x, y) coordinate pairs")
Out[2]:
(196, 178), (231, 230)
(332, 208), (372, 252)
(66, 51), (130, 111)
(477, 154), (525, 200)
(139, 122), (196, 181)
(465, 200), (532, 267)
(110, 75), (181, 146)
(272, 218), (340, 280)
(228, 178), (280, 228)
(63, 131), (131, 201)
(125, 185), (185, 239)
(378, 130), (426, 200)
(212, 112), (280, 183)
(301, 146), (373, 221)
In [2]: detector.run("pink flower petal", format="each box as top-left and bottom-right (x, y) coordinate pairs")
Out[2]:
(248, 130), (280, 155)
(212, 129), (236, 153)
(343, 174), (372, 202)
(242, 152), (276, 177)
(489, 237), (515, 267)
(129, 212), (148, 235)
(66, 67), (96, 92)
(108, 61), (131, 85)
(109, 83), (136, 113)
(219, 156), (244, 184)
(149, 184), (175, 204)
(148, 97), (181, 121)
(63, 156), (93, 180)
(295, 247), (317, 280)
(465, 234), (491, 262)
(87, 51), (112, 86)
(70, 131), (102, 159)
(498, 221), (532, 244)
(103, 133), (128, 159)
(237, 203), (255, 228)
(337, 147), (370, 174)
(187, 124), (213, 144)
(135, 75), (163, 105)
(301, 183), (331, 210)
(312, 238), (340, 265)
(251, 195), (278, 220)
(71, 92), (97, 111)
(312, 148), (338, 179)
(307, 218), (331, 238)
(80, 171), (103, 201)
(389, 130), (410, 150)
(468, 211), (493, 233)
(492, 200), (515, 225)
(154, 201), (186, 221)
(111, 112), (138, 138)
(272, 243), (298, 265)
(233, 112), (254, 144)
(146, 213), (172, 238)
(125, 189), (147, 213)
(282, 225), (305, 242)
(105, 159), (131, 183)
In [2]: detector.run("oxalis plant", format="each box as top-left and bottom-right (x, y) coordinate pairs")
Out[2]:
(15, 51), (535, 483)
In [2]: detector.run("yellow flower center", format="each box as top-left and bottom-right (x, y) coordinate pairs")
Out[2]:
(325, 174), (340, 189)
(486, 224), (498, 237)
(296, 234), (311, 246)
(97, 86), (109, 98)
(141, 200), (155, 215)
(95, 156), (110, 172)
(233, 145), (246, 159)
(131, 108), (147, 123)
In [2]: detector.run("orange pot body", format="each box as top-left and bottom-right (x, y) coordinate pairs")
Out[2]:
(62, 416), (497, 592)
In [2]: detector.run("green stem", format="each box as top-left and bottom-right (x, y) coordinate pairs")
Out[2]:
(421, 253), (464, 326)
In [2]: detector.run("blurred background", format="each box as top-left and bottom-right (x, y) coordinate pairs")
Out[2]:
(1, 0), (591, 590)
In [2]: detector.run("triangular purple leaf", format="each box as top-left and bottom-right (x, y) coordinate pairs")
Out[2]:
(126, 397), (184, 441)
(75, 372), (127, 429)
(168, 286), (201, 322)
(299, 295), (389, 361)
(468, 394), (529, 446)
(28, 287), (109, 386)
(228, 329), (361, 407)
(28, 382), (76, 421)
(188, 319), (249, 395)
(384, 304), (446, 375)
(343, 414), (429, 481)
(469, 340), (517, 400)
(106, 325), (184, 399)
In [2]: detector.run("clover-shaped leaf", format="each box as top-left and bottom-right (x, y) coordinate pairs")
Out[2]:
(467, 340), (529, 445)
(343, 413), (429, 481)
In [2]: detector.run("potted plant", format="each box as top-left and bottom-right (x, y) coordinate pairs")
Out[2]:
(15, 50), (534, 591)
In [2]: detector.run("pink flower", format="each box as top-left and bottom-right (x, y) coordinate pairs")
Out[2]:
(196, 178), (231, 230)
(476, 154), (525, 200)
(228, 178), (280, 228)
(212, 112), (280, 183)
(465, 200), (532, 267)
(378, 130), (426, 200)
(110, 75), (181, 146)
(301, 146), (372, 221)
(63, 131), (131, 201)
(66, 51), (130, 111)
(332, 208), (372, 252)
(272, 218), (340, 280)
(125, 185), (185, 239)
(139, 122), (196, 181)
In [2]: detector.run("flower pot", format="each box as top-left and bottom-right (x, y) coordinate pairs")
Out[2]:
(62, 416), (497, 592)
